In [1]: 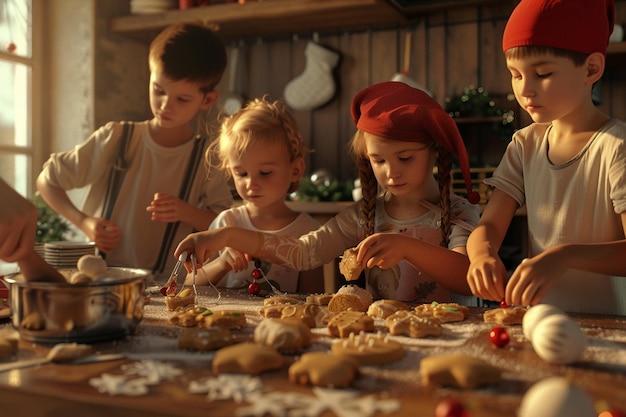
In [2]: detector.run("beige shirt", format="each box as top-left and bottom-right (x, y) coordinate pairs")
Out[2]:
(40, 121), (233, 281)
(486, 119), (626, 314)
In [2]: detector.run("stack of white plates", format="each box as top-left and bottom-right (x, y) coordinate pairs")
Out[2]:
(130, 0), (178, 15)
(44, 241), (97, 268)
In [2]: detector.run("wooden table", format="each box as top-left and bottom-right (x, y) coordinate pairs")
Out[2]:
(1, 288), (625, 417)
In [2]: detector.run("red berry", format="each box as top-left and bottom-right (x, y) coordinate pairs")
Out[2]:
(248, 281), (261, 295)
(489, 326), (510, 348)
(500, 299), (508, 308)
(251, 268), (262, 279)
(435, 398), (470, 417)
(159, 287), (167, 296)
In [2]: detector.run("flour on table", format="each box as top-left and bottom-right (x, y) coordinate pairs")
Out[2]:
(89, 360), (182, 396)
(235, 387), (400, 417)
(89, 373), (150, 396)
(188, 374), (263, 403)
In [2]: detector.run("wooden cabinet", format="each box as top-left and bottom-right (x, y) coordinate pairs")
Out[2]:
(606, 41), (626, 68)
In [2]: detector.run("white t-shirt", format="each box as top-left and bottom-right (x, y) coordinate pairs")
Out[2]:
(40, 121), (233, 282)
(210, 204), (320, 292)
(486, 119), (626, 314)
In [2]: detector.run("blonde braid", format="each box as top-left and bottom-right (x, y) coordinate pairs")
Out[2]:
(436, 147), (453, 247)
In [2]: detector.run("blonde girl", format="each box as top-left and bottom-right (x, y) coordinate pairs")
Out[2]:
(185, 97), (323, 293)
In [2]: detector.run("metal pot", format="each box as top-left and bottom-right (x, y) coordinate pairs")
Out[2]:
(3, 267), (148, 344)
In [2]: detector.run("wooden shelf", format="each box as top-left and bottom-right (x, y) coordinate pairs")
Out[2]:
(109, 0), (408, 41)
(607, 41), (626, 55)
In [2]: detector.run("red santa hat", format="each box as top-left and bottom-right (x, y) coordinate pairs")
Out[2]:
(351, 81), (480, 205)
(502, 0), (615, 55)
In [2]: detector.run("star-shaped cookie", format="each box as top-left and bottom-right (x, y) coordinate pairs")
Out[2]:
(212, 342), (284, 375)
(420, 354), (501, 389)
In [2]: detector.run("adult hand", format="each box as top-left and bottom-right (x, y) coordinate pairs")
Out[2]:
(80, 216), (121, 253)
(0, 183), (37, 262)
(147, 192), (183, 223)
(466, 254), (508, 301)
(505, 254), (566, 307)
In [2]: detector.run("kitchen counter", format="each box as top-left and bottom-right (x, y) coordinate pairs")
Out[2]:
(1, 287), (625, 417)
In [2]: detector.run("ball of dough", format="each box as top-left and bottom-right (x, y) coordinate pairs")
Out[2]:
(77, 254), (107, 278)
(518, 377), (595, 417)
(531, 314), (587, 364)
(69, 271), (93, 284)
(523, 304), (563, 341)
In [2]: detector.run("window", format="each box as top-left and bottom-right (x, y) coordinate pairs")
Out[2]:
(0, 0), (36, 198)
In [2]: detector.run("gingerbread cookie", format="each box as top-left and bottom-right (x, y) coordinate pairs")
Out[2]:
(385, 310), (442, 338)
(212, 342), (284, 375)
(0, 329), (19, 359)
(483, 306), (527, 325)
(263, 295), (303, 306)
(260, 303), (296, 319)
(338, 247), (363, 281)
(414, 301), (470, 323)
(179, 327), (235, 351)
(200, 309), (247, 330)
(367, 299), (410, 319)
(289, 351), (359, 388)
(327, 285), (373, 313)
(331, 331), (404, 365)
(164, 288), (196, 311)
(327, 310), (375, 338)
(420, 354), (501, 389)
(280, 303), (320, 328)
(254, 318), (312, 351)
(169, 305), (212, 327)
(306, 293), (333, 305)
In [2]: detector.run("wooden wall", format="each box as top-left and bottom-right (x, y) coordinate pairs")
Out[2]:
(211, 0), (626, 183)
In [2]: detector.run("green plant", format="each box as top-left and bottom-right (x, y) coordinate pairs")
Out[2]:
(289, 176), (354, 202)
(32, 194), (73, 243)
(445, 85), (516, 141)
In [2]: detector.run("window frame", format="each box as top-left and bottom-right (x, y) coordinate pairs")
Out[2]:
(0, 0), (43, 198)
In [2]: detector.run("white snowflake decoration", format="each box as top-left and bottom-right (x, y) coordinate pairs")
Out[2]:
(236, 387), (401, 417)
(88, 373), (149, 396)
(188, 374), (264, 403)
(121, 359), (183, 385)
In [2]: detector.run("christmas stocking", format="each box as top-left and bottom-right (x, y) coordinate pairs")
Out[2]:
(284, 41), (340, 111)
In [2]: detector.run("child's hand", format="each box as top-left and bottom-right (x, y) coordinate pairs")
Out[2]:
(146, 192), (183, 223)
(175, 229), (226, 268)
(505, 254), (565, 307)
(219, 247), (249, 272)
(357, 233), (406, 270)
(81, 217), (121, 253)
(466, 254), (508, 302)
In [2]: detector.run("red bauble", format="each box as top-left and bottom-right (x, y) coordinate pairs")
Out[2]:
(435, 398), (470, 417)
(248, 281), (261, 295)
(251, 268), (262, 279)
(489, 326), (510, 348)
(499, 299), (508, 308)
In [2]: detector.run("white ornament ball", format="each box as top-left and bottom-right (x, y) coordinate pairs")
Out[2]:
(518, 377), (595, 417)
(531, 314), (587, 364)
(523, 304), (564, 341)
